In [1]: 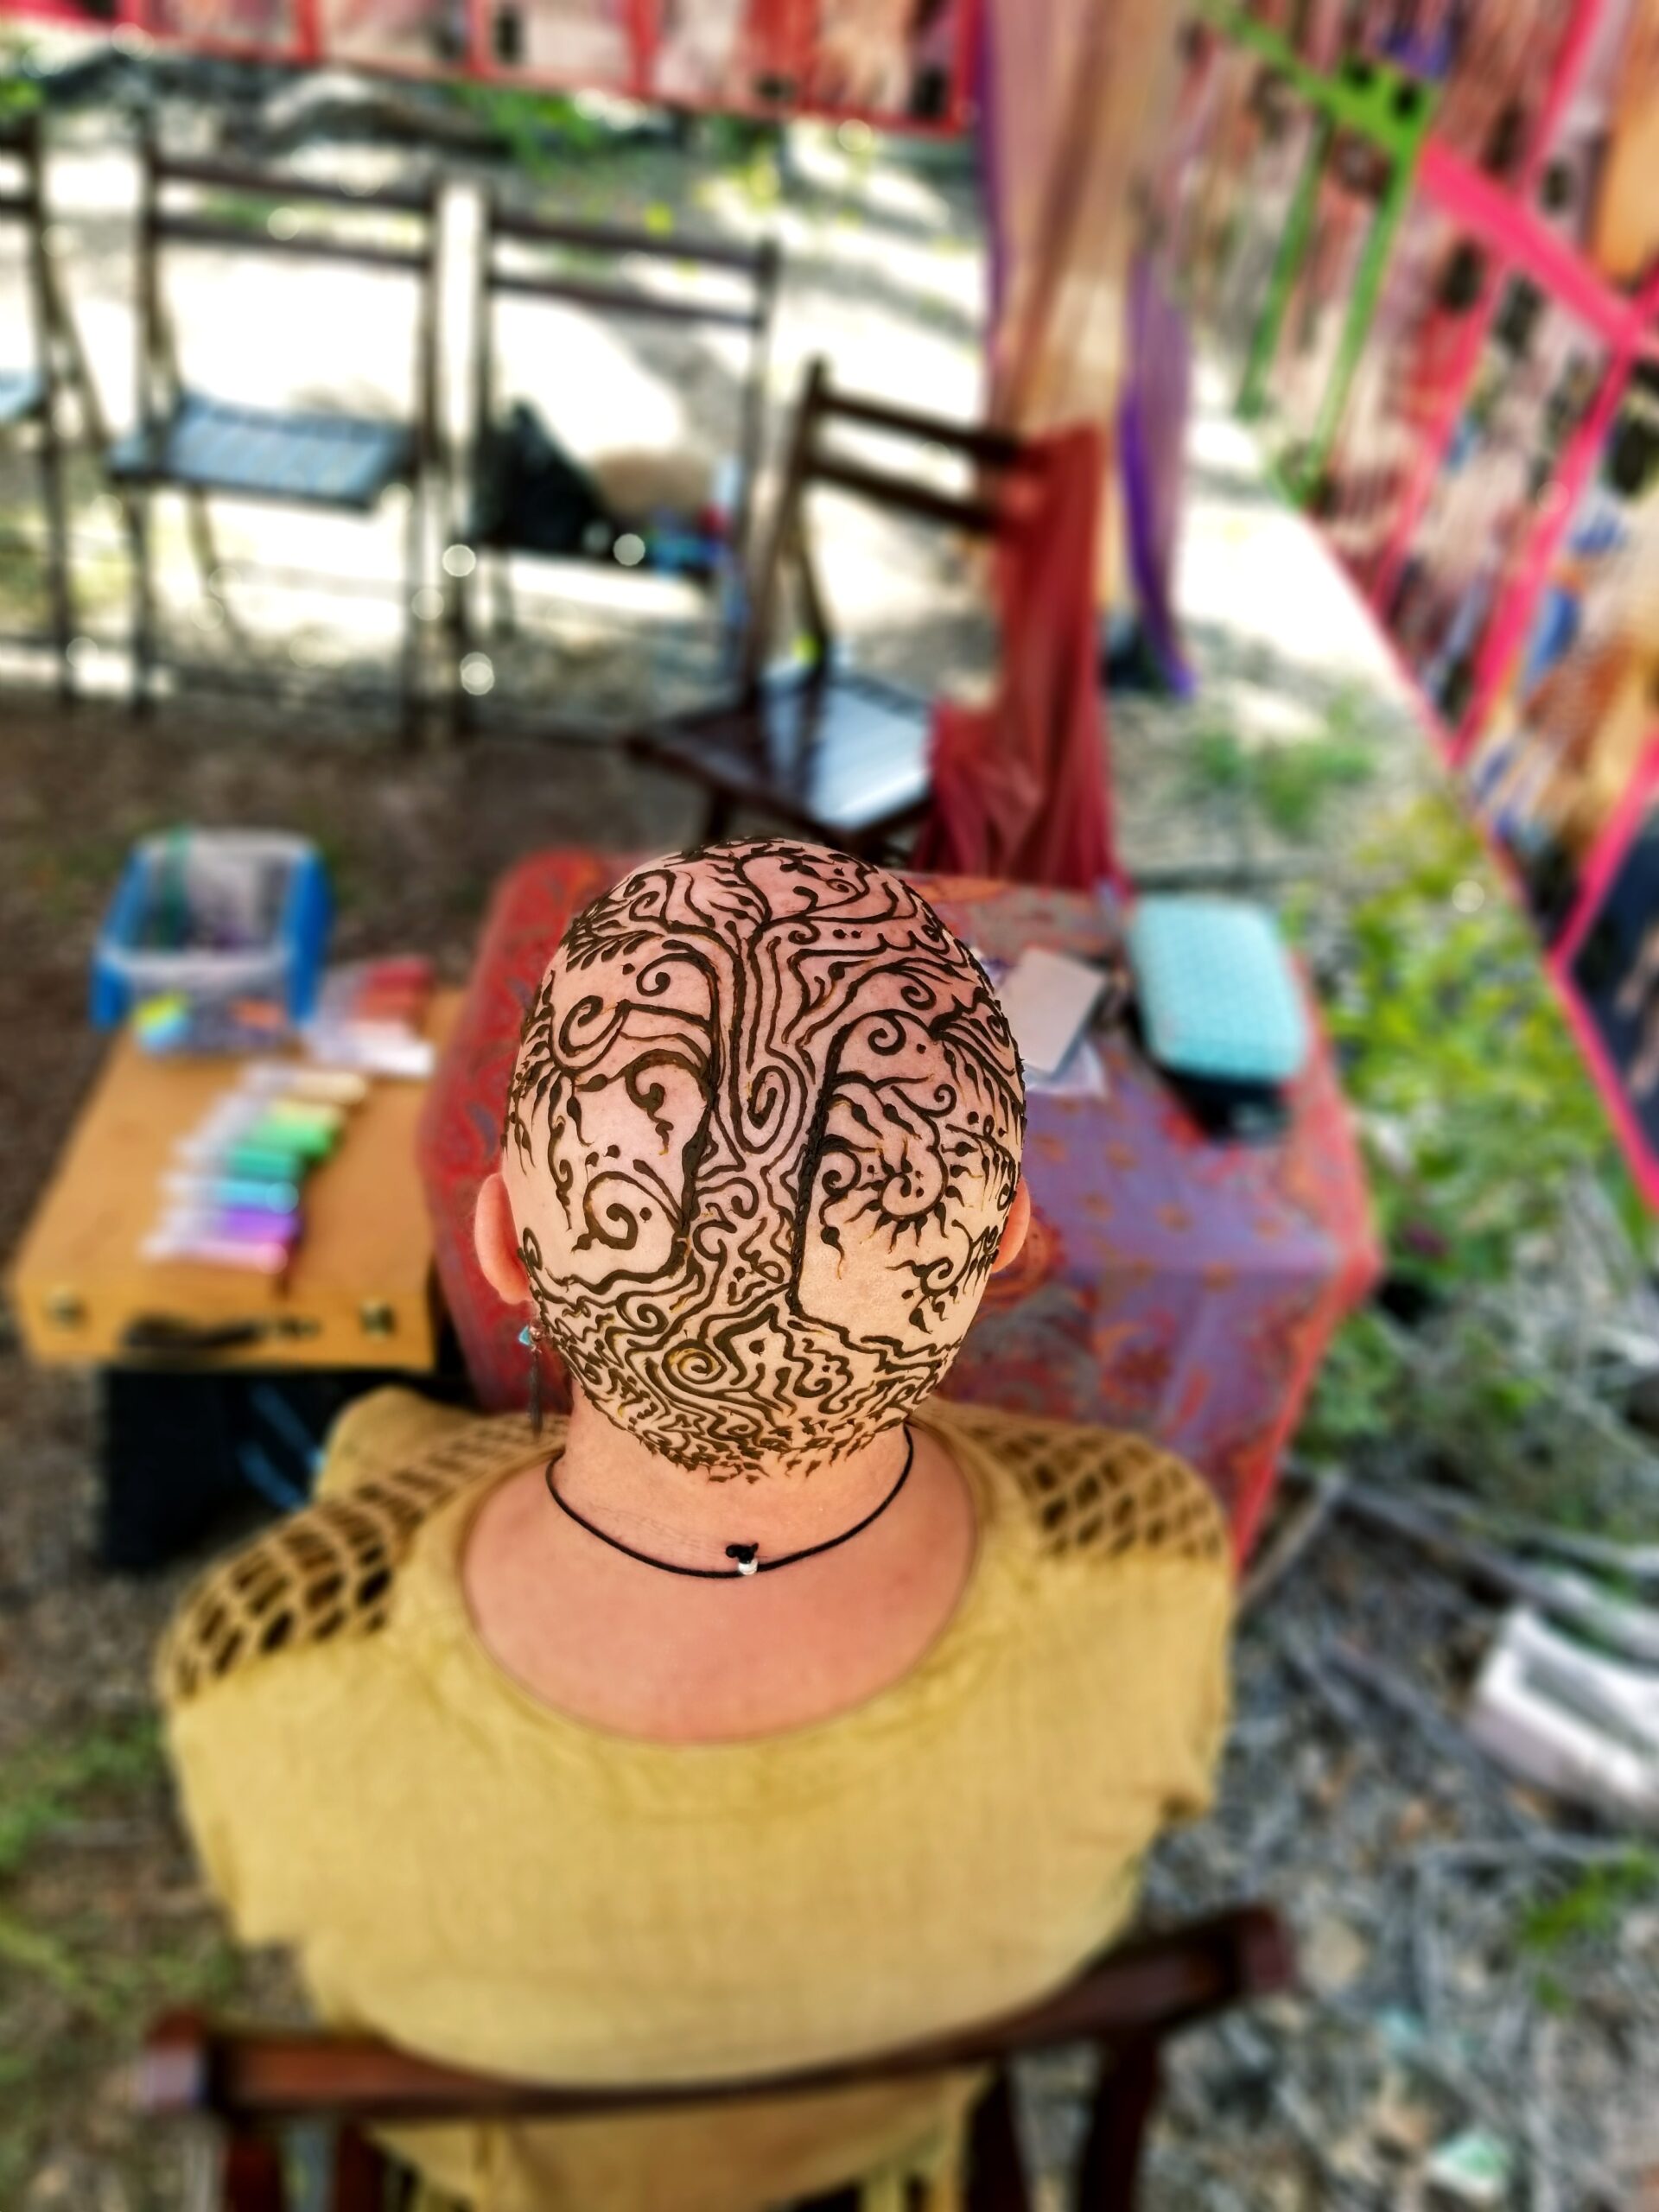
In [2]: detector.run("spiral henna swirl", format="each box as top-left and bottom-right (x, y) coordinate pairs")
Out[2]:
(504, 839), (1027, 1473)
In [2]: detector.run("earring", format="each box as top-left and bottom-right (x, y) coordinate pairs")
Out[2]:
(519, 1319), (547, 1436)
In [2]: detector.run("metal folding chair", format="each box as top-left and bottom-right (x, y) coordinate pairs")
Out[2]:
(0, 109), (74, 700)
(107, 113), (441, 741)
(450, 188), (779, 736)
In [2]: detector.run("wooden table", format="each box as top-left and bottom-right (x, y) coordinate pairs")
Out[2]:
(10, 995), (456, 1376)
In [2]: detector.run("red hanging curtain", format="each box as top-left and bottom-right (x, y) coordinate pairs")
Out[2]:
(912, 423), (1117, 890)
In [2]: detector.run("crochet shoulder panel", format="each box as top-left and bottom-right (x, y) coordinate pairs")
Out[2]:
(935, 1401), (1228, 1567)
(159, 1416), (537, 1707)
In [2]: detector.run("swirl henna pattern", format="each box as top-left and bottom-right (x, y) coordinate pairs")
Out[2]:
(503, 841), (1027, 1473)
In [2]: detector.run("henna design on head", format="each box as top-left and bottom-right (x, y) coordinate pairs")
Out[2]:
(503, 839), (1027, 1474)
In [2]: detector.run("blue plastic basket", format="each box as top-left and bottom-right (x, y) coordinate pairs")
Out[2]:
(91, 831), (332, 1032)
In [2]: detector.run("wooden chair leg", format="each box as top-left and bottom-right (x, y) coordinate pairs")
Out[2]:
(1076, 2040), (1163, 2211)
(489, 547), (515, 639)
(128, 486), (154, 717)
(399, 479), (425, 752)
(963, 2072), (1032, 2212)
(329, 2124), (391, 2212)
(448, 538), (477, 742)
(35, 404), (73, 703)
(184, 490), (218, 601)
(222, 2126), (287, 2212)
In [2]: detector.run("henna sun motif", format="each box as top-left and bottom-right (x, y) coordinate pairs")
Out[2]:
(504, 840), (1027, 1473)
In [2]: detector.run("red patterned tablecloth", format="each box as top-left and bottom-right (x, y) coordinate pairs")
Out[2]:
(418, 851), (1378, 1559)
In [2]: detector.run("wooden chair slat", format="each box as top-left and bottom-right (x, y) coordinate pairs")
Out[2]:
(154, 217), (429, 276)
(138, 1907), (1292, 2125)
(491, 206), (772, 274)
(156, 155), (433, 216)
(487, 270), (763, 329)
(804, 452), (1004, 535)
(138, 1907), (1292, 2211)
(805, 385), (1032, 471)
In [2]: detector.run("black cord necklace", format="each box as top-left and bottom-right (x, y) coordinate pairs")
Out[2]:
(543, 1428), (915, 1580)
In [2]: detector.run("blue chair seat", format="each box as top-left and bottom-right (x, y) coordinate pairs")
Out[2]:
(107, 392), (412, 512)
(0, 368), (44, 428)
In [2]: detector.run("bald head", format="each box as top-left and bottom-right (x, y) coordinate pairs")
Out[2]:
(497, 840), (1027, 1474)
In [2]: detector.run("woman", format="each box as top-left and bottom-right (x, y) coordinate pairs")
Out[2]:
(160, 838), (1232, 2211)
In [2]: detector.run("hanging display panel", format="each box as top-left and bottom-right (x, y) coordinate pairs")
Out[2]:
(1247, 50), (1434, 487)
(1529, 0), (1659, 292)
(1562, 794), (1659, 1202)
(1341, 0), (1582, 175)
(1382, 274), (1608, 727)
(1463, 365), (1659, 935)
(1173, 46), (1324, 385)
(1319, 200), (1491, 588)
(3, 0), (982, 130)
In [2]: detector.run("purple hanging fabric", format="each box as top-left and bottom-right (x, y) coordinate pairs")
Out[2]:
(1119, 249), (1196, 696)
(977, 0), (1007, 337)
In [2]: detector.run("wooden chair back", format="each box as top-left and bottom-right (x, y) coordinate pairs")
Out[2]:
(0, 108), (73, 693)
(0, 107), (45, 246)
(137, 1904), (1294, 2212)
(743, 356), (1039, 690)
(472, 191), (780, 587)
(132, 115), (442, 484)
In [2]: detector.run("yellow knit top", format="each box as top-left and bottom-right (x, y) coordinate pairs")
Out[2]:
(159, 1388), (1231, 2212)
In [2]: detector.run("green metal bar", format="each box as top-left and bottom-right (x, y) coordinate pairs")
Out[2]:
(1203, 0), (1439, 486)
(1201, 0), (1438, 153)
(1238, 114), (1328, 420)
(1296, 154), (1417, 493)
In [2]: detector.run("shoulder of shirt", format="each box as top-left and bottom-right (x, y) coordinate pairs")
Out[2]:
(156, 1403), (560, 1713)
(921, 1398), (1230, 1575)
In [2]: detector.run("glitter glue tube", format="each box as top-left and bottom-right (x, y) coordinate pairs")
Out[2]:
(244, 1111), (337, 1161)
(164, 1173), (302, 1214)
(177, 1097), (267, 1157)
(143, 1226), (291, 1274)
(242, 1064), (370, 1106)
(175, 1091), (311, 1166)
(208, 1206), (302, 1245)
(224, 1141), (314, 1182)
(156, 1199), (298, 1243)
(260, 1098), (346, 1140)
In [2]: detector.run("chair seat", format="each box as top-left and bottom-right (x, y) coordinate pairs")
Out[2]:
(107, 393), (412, 512)
(0, 368), (44, 428)
(639, 671), (933, 839)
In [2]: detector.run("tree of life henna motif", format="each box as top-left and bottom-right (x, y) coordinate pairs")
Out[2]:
(504, 840), (1027, 1474)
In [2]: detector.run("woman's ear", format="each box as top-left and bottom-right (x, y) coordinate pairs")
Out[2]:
(989, 1177), (1031, 1275)
(474, 1170), (531, 1306)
